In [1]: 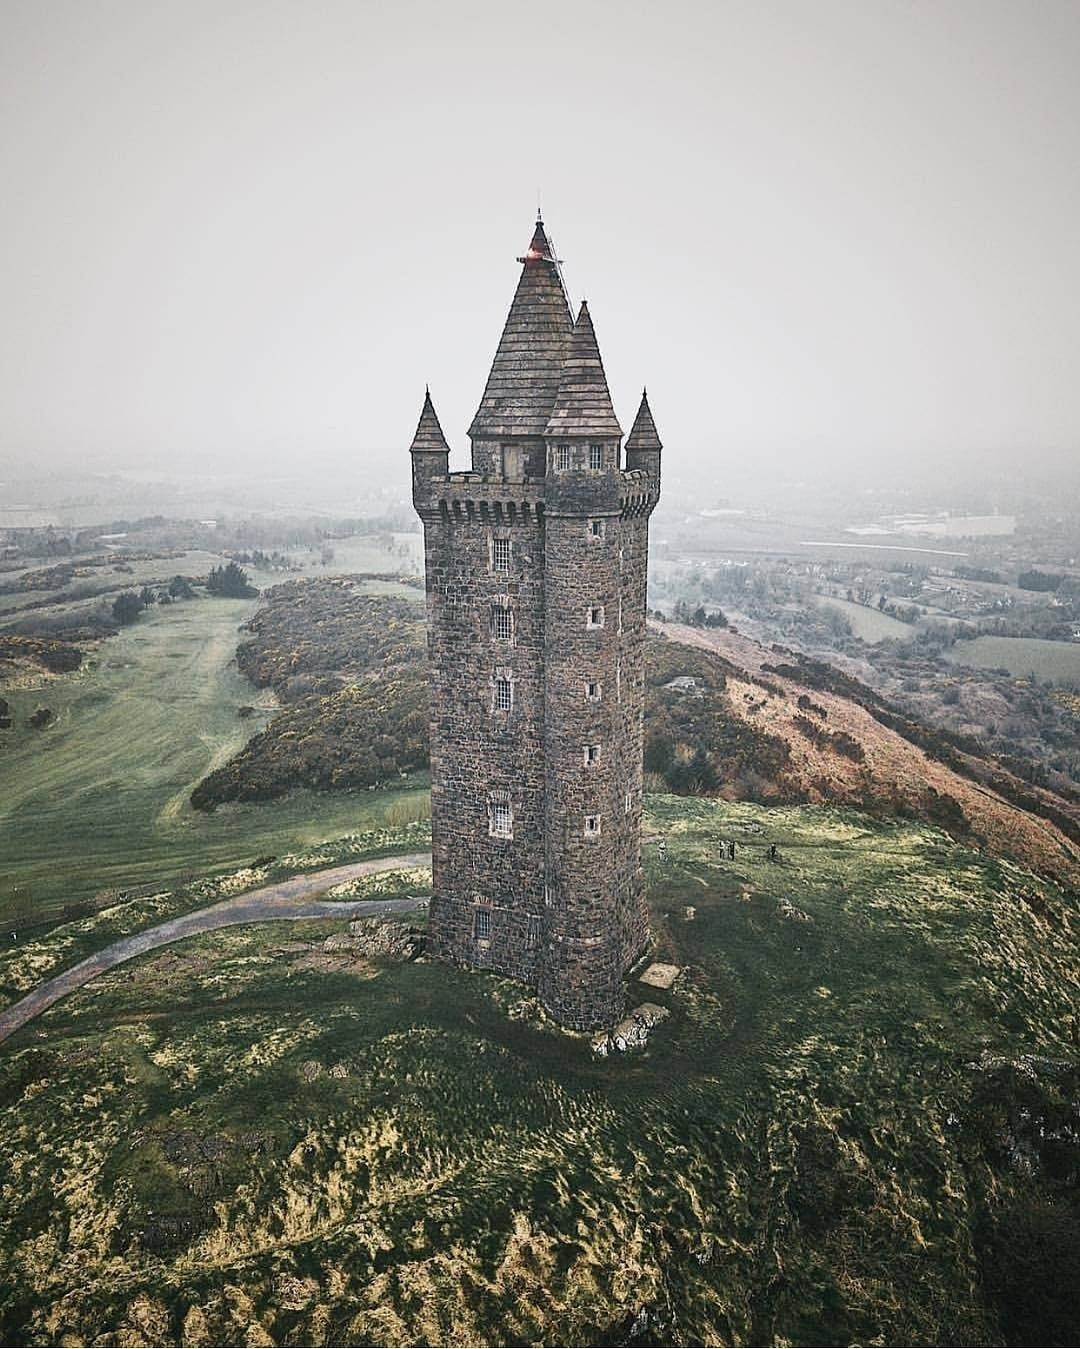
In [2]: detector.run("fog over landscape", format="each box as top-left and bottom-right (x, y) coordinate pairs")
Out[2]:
(2, 0), (1079, 494)
(2, 6), (1080, 1348)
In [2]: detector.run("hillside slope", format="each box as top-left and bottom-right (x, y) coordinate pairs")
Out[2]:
(658, 622), (1080, 892)
(1, 800), (1076, 1347)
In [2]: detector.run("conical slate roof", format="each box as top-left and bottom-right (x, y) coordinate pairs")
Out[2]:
(544, 300), (623, 439)
(468, 219), (574, 439)
(410, 388), (450, 452)
(625, 388), (662, 452)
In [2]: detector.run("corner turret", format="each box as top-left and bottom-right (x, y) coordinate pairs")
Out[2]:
(625, 388), (662, 491)
(409, 387), (450, 511)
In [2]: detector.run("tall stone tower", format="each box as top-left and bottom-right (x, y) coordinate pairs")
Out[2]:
(410, 217), (662, 1030)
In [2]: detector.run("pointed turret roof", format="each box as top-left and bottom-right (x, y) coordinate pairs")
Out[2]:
(468, 218), (574, 439)
(410, 387), (450, 452)
(625, 388), (662, 452)
(544, 300), (623, 439)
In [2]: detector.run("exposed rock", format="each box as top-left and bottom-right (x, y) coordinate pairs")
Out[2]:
(591, 1003), (670, 1056)
(639, 962), (680, 989)
(323, 918), (425, 960)
(776, 898), (813, 924)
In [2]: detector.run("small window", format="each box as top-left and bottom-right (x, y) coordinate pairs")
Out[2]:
(526, 913), (541, 950)
(494, 677), (513, 711)
(490, 800), (513, 838)
(492, 606), (513, 641)
(585, 681), (602, 702)
(584, 815), (601, 837)
(589, 443), (604, 471)
(492, 538), (510, 572)
(556, 445), (573, 471)
(589, 518), (605, 540)
(474, 907), (492, 939)
(625, 791), (633, 815)
(587, 605), (604, 629)
(584, 744), (600, 765)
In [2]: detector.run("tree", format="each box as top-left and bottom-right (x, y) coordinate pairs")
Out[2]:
(112, 591), (144, 625)
(168, 575), (195, 600)
(206, 562), (258, 598)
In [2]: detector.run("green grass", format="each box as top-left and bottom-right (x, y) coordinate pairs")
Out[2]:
(945, 634), (1080, 688)
(0, 596), (430, 925)
(0, 799), (1075, 1347)
(815, 595), (913, 642)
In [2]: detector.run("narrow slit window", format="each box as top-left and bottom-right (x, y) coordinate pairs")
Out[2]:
(494, 677), (513, 711)
(492, 538), (511, 572)
(587, 605), (604, 629)
(589, 443), (604, 470)
(584, 744), (600, 765)
(492, 606), (513, 641)
(585, 681), (602, 702)
(625, 791), (633, 815)
(584, 815), (601, 838)
(526, 914), (541, 950)
(589, 518), (605, 540)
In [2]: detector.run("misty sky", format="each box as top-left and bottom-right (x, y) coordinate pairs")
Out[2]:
(2, 0), (1079, 483)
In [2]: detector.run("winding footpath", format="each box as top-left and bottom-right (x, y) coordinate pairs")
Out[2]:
(0, 852), (433, 1046)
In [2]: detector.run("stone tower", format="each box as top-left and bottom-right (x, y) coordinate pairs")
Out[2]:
(410, 218), (661, 1029)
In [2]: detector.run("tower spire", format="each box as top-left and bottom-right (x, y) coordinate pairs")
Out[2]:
(468, 217), (573, 439)
(410, 387), (450, 453)
(544, 300), (623, 438)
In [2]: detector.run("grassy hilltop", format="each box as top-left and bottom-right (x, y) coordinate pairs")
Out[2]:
(1, 798), (1077, 1347)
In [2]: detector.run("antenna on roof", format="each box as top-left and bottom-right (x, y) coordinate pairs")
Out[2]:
(545, 228), (574, 316)
(537, 187), (542, 220)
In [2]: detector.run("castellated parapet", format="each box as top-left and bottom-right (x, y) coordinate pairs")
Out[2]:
(410, 219), (662, 1030)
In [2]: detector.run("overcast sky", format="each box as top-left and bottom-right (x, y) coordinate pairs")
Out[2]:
(2, 0), (1079, 484)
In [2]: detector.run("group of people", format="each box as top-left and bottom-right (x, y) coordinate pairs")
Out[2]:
(654, 839), (781, 863)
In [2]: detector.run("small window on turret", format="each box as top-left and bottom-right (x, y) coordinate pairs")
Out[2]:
(556, 446), (573, 472)
(588, 519), (605, 540)
(589, 444), (604, 470)
(584, 744), (600, 765)
(584, 815), (601, 837)
(585, 681), (602, 702)
(587, 605), (604, 629)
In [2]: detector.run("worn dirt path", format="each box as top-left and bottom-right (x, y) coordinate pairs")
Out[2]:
(0, 852), (432, 1046)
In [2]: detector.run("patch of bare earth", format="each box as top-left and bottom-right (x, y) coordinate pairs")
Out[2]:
(661, 622), (1080, 890)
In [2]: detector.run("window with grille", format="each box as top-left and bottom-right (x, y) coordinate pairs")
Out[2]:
(584, 744), (600, 765)
(589, 518), (605, 540)
(526, 914), (541, 950)
(584, 815), (601, 837)
(490, 800), (512, 837)
(474, 907), (492, 939)
(556, 445), (573, 471)
(589, 443), (604, 470)
(587, 605), (604, 629)
(494, 677), (513, 711)
(585, 681), (602, 702)
(492, 606), (512, 641)
(492, 537), (511, 572)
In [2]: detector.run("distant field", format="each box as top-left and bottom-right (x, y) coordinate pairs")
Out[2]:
(0, 550), (237, 618)
(0, 596), (429, 924)
(815, 595), (912, 642)
(946, 635), (1080, 687)
(0, 798), (1075, 1346)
